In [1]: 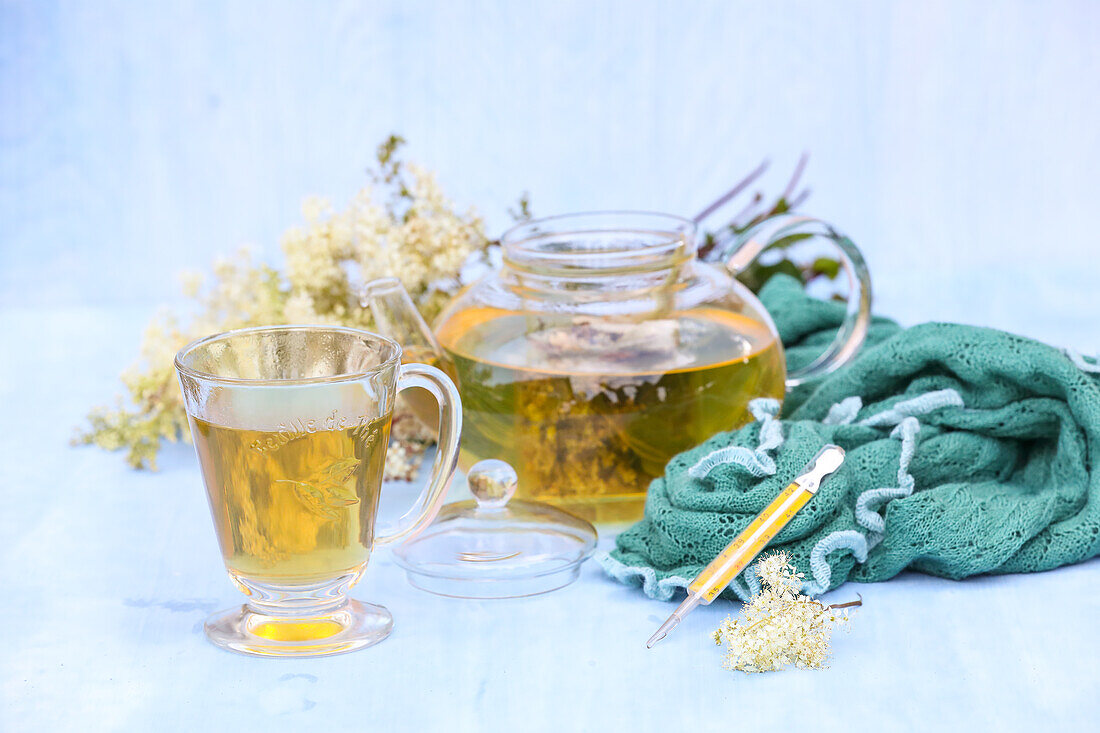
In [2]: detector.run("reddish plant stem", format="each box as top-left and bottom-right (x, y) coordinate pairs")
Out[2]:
(828, 594), (863, 610)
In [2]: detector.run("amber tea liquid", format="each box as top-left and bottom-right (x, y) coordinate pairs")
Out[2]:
(437, 308), (786, 522)
(190, 414), (391, 586)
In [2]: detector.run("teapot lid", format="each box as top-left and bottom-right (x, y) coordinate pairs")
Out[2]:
(392, 460), (598, 599)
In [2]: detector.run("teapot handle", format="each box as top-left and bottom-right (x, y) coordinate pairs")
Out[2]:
(726, 214), (872, 388)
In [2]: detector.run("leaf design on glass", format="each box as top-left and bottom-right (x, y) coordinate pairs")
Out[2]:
(276, 457), (361, 520)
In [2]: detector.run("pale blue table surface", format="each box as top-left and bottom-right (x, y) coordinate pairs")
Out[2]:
(2, 304), (1098, 732)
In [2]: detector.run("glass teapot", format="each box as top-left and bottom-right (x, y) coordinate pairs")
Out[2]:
(375, 212), (871, 523)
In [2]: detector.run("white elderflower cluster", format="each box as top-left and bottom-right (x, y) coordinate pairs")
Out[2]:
(76, 136), (490, 476)
(713, 552), (853, 673)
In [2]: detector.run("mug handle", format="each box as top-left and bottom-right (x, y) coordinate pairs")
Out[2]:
(727, 214), (873, 388)
(372, 363), (463, 545)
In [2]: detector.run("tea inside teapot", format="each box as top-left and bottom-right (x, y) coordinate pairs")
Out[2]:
(434, 306), (785, 522)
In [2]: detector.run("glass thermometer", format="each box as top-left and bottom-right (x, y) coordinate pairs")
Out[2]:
(646, 444), (846, 648)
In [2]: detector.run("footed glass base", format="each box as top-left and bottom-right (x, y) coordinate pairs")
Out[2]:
(204, 598), (393, 658)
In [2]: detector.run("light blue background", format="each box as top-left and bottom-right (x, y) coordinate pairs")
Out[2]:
(3, 0), (1100, 344)
(3, 2), (1099, 731)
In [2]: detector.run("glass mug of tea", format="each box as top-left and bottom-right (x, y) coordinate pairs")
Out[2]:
(175, 325), (461, 657)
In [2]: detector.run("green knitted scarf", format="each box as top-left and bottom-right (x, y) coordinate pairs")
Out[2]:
(601, 275), (1100, 600)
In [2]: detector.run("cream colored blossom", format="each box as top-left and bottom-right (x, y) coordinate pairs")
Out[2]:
(76, 137), (490, 476)
(713, 552), (852, 673)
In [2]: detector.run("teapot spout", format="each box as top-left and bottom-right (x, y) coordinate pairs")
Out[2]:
(362, 278), (453, 435)
(362, 277), (444, 362)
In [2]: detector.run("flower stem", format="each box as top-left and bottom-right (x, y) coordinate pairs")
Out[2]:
(828, 594), (863, 610)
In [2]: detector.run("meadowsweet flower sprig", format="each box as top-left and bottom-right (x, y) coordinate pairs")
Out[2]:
(74, 136), (490, 476)
(713, 551), (858, 673)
